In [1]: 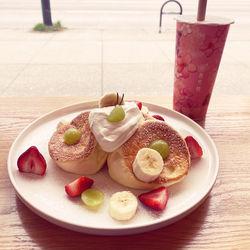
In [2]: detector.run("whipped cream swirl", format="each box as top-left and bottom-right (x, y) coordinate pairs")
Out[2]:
(89, 102), (141, 152)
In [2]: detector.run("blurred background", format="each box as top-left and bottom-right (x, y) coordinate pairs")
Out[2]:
(0, 0), (249, 97)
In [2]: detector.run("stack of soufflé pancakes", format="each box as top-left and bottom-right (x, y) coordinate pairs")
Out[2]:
(48, 93), (190, 190)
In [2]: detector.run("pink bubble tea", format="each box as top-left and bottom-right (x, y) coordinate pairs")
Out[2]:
(173, 16), (233, 121)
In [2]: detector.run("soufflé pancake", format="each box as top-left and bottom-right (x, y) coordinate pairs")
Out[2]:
(107, 119), (190, 189)
(48, 112), (108, 175)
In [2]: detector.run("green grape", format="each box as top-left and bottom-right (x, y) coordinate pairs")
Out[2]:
(81, 188), (104, 208)
(107, 105), (125, 123)
(149, 140), (170, 159)
(64, 127), (82, 145)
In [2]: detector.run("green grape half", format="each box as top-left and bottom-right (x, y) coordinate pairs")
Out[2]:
(81, 188), (104, 208)
(107, 105), (125, 123)
(64, 127), (82, 145)
(149, 140), (170, 159)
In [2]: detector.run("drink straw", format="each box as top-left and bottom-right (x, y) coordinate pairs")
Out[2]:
(197, 0), (207, 21)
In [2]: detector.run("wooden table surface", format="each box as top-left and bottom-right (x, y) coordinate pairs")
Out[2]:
(1, 96), (250, 250)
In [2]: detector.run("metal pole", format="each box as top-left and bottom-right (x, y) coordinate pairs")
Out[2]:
(41, 0), (53, 26)
(158, 0), (183, 33)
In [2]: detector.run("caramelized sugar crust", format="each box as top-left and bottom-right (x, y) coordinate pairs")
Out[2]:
(48, 112), (95, 162)
(122, 120), (190, 184)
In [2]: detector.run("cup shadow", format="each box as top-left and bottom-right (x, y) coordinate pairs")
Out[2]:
(16, 193), (211, 249)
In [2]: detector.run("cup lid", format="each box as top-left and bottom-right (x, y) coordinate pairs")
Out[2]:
(176, 15), (234, 25)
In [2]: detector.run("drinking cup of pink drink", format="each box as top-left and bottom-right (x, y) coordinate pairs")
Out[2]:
(173, 15), (233, 121)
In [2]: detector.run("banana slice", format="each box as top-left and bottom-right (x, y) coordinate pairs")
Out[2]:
(99, 93), (125, 108)
(141, 105), (149, 115)
(109, 191), (138, 221)
(56, 119), (70, 130)
(132, 148), (164, 183)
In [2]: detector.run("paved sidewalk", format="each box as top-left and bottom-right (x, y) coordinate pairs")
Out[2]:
(0, 0), (250, 97)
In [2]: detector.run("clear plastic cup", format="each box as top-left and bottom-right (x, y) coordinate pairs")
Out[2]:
(173, 16), (234, 121)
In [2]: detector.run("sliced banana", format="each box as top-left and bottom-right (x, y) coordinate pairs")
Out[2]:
(56, 119), (70, 130)
(141, 105), (149, 115)
(109, 191), (138, 221)
(132, 148), (164, 183)
(99, 92), (125, 108)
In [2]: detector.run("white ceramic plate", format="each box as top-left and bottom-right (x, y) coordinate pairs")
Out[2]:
(8, 101), (219, 235)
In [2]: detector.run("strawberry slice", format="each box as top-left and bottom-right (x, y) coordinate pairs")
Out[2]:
(129, 100), (142, 110)
(185, 136), (203, 159)
(65, 177), (94, 197)
(17, 146), (47, 175)
(152, 114), (165, 121)
(138, 186), (168, 211)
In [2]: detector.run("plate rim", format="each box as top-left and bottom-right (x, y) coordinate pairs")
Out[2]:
(8, 100), (219, 235)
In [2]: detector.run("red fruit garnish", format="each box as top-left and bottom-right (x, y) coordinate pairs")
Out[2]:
(65, 177), (94, 197)
(152, 114), (165, 121)
(130, 100), (142, 110)
(138, 186), (168, 211)
(185, 136), (203, 159)
(17, 146), (47, 175)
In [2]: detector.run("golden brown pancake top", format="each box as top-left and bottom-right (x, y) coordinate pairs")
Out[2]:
(121, 120), (190, 184)
(49, 112), (95, 162)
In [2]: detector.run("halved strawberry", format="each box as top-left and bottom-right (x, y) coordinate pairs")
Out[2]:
(65, 177), (94, 197)
(138, 186), (168, 211)
(129, 100), (142, 110)
(152, 114), (165, 121)
(17, 146), (47, 175)
(185, 136), (203, 159)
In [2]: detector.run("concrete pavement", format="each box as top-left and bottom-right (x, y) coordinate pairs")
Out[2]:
(0, 0), (250, 97)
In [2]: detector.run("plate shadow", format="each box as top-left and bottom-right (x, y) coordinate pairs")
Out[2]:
(16, 193), (211, 250)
